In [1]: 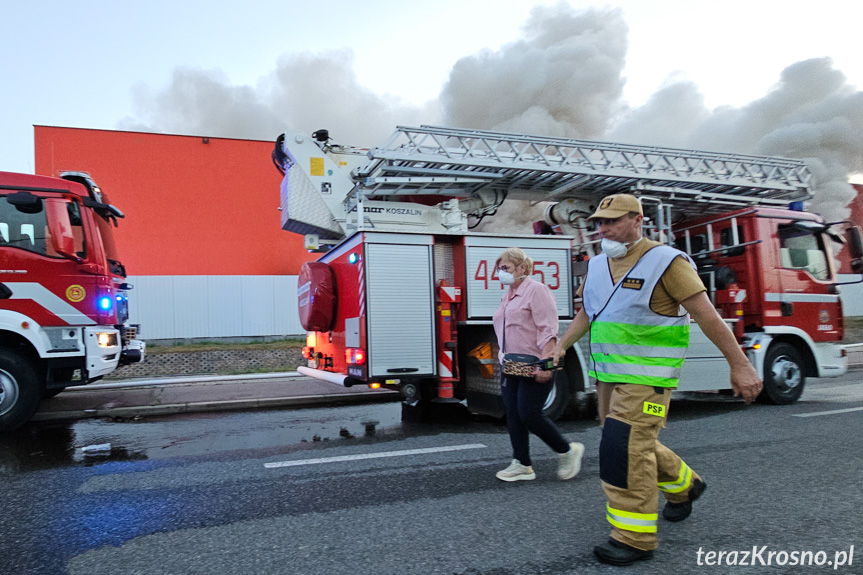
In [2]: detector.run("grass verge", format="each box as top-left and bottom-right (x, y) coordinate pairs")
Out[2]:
(146, 338), (304, 355)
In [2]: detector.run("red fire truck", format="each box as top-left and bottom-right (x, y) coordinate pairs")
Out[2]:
(0, 171), (145, 431)
(273, 126), (863, 419)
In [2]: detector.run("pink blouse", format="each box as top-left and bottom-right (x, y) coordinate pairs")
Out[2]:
(492, 276), (559, 364)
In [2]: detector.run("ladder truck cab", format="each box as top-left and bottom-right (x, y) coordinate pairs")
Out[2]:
(273, 126), (863, 419)
(0, 171), (145, 431)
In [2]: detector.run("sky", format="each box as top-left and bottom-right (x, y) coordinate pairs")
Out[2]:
(2, 0), (862, 219)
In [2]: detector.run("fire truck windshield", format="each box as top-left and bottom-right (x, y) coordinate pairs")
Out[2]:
(1, 196), (88, 260)
(0, 195), (50, 256)
(92, 201), (125, 277)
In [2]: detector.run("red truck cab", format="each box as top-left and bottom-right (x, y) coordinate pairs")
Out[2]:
(674, 206), (861, 403)
(0, 171), (145, 431)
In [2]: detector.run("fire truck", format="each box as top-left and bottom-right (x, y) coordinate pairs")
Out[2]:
(0, 171), (145, 431)
(273, 126), (863, 419)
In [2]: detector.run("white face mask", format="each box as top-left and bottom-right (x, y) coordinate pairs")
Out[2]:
(601, 238), (629, 259)
(498, 270), (515, 285)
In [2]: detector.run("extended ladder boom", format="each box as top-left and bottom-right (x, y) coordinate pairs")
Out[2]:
(275, 125), (813, 245)
(354, 126), (812, 212)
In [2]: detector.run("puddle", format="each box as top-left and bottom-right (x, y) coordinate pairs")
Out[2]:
(0, 401), (491, 473)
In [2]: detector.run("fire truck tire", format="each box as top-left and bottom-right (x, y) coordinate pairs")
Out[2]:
(541, 349), (587, 421)
(0, 350), (42, 432)
(542, 371), (573, 421)
(759, 342), (805, 405)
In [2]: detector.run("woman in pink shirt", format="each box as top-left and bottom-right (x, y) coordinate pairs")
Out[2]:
(492, 247), (584, 482)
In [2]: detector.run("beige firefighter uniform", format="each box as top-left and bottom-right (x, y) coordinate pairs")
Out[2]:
(581, 238), (706, 551)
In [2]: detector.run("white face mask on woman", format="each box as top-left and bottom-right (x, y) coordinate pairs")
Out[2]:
(498, 270), (515, 285)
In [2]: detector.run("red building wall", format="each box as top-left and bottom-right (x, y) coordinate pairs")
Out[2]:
(34, 126), (316, 276)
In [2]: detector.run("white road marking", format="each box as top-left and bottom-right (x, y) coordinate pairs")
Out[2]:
(793, 406), (863, 418)
(802, 386), (863, 402)
(264, 443), (487, 469)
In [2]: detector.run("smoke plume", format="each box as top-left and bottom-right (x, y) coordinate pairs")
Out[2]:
(611, 57), (863, 222)
(442, 4), (628, 139)
(120, 50), (435, 146)
(121, 3), (861, 226)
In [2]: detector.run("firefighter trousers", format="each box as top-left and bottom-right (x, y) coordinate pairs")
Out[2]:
(597, 381), (703, 551)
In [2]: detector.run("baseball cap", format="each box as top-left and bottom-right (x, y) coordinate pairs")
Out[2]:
(587, 194), (643, 220)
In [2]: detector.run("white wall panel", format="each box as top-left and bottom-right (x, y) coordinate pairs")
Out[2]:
(172, 276), (210, 338)
(207, 276), (244, 336)
(127, 276), (176, 339)
(241, 276), (276, 336)
(276, 276), (302, 334)
(838, 275), (863, 317)
(127, 275), (304, 340)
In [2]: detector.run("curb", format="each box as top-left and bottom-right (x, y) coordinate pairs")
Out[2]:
(75, 371), (302, 391)
(843, 343), (863, 370)
(32, 390), (400, 422)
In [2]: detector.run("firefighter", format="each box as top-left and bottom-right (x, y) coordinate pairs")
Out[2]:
(553, 194), (763, 566)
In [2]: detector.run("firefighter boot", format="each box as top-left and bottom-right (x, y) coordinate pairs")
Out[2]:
(593, 539), (654, 566)
(662, 478), (707, 522)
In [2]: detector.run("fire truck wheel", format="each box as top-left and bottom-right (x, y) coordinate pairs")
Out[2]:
(759, 342), (805, 405)
(0, 350), (42, 432)
(542, 372), (573, 421)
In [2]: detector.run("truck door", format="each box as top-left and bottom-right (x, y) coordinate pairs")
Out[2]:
(775, 222), (840, 342)
(365, 241), (435, 377)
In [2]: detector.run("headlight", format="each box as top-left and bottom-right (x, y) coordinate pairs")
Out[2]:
(97, 332), (119, 347)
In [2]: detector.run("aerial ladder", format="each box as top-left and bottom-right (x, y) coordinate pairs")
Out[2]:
(275, 125), (812, 250)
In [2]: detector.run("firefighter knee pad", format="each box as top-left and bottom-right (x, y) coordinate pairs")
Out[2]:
(600, 416), (631, 489)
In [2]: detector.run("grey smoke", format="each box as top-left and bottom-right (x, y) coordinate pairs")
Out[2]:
(442, 4), (628, 139)
(122, 67), (282, 139)
(120, 49), (435, 145)
(703, 59), (862, 223)
(121, 3), (861, 226)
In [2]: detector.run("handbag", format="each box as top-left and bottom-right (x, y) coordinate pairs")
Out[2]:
(503, 353), (540, 377)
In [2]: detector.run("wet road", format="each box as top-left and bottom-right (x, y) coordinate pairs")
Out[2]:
(2, 374), (863, 575)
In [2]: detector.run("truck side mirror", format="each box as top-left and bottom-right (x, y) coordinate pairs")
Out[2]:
(847, 225), (863, 274)
(45, 200), (80, 261)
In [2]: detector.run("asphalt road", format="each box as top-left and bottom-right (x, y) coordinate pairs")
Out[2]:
(2, 373), (862, 575)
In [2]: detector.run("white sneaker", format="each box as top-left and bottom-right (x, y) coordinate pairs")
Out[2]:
(558, 442), (585, 480)
(496, 459), (536, 482)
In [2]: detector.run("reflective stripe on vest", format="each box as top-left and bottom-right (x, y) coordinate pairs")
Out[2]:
(583, 245), (695, 388)
(606, 504), (658, 534)
(658, 461), (693, 494)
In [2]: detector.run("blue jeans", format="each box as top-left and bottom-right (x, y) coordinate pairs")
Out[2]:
(501, 374), (570, 466)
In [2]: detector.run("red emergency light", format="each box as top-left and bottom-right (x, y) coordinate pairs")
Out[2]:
(345, 348), (366, 365)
